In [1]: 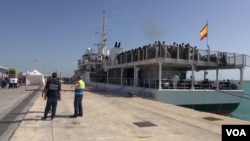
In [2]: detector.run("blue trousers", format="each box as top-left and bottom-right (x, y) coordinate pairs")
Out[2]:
(74, 95), (83, 115)
(44, 97), (58, 119)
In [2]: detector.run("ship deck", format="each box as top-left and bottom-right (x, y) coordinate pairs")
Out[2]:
(105, 44), (250, 70)
(77, 42), (250, 91)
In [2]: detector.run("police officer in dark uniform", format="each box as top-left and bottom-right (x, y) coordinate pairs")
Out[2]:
(41, 72), (61, 120)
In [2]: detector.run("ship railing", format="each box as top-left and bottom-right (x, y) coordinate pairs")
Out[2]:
(107, 78), (159, 88)
(106, 78), (240, 90)
(230, 54), (250, 67)
(245, 55), (250, 67)
(106, 42), (248, 68)
(107, 78), (122, 85)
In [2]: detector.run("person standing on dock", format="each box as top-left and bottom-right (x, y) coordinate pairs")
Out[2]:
(70, 76), (85, 118)
(8, 76), (14, 89)
(13, 76), (18, 88)
(41, 72), (61, 120)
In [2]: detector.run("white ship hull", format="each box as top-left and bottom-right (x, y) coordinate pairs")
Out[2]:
(85, 81), (242, 114)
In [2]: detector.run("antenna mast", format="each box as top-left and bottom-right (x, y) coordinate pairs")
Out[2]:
(97, 10), (108, 56)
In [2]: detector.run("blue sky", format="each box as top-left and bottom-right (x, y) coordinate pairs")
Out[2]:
(0, 0), (250, 79)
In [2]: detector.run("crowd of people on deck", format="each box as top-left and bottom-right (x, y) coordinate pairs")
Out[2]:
(112, 41), (227, 66)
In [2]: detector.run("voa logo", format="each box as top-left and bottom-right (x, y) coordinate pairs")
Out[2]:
(226, 129), (246, 136)
(222, 125), (249, 141)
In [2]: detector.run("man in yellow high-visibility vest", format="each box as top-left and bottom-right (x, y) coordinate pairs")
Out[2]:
(70, 76), (85, 118)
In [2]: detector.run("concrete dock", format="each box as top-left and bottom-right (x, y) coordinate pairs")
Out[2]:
(9, 85), (250, 141)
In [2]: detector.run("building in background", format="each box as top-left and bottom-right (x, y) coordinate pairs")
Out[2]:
(0, 65), (9, 77)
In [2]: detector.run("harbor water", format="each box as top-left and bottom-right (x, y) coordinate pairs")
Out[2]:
(227, 81), (250, 121)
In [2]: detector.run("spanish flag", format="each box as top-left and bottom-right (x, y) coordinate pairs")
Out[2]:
(200, 23), (208, 40)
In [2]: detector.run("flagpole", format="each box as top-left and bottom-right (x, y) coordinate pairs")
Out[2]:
(206, 20), (209, 49)
(205, 20), (209, 78)
(206, 19), (210, 64)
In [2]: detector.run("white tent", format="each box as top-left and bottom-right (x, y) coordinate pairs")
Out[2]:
(26, 69), (45, 85)
(29, 69), (43, 75)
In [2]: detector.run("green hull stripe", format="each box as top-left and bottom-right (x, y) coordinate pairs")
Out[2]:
(180, 103), (240, 115)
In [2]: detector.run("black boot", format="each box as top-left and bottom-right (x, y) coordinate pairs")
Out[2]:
(70, 114), (77, 118)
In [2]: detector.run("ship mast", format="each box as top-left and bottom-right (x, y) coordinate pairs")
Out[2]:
(97, 10), (108, 56)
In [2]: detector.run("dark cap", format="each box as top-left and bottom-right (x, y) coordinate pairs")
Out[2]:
(52, 72), (57, 78)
